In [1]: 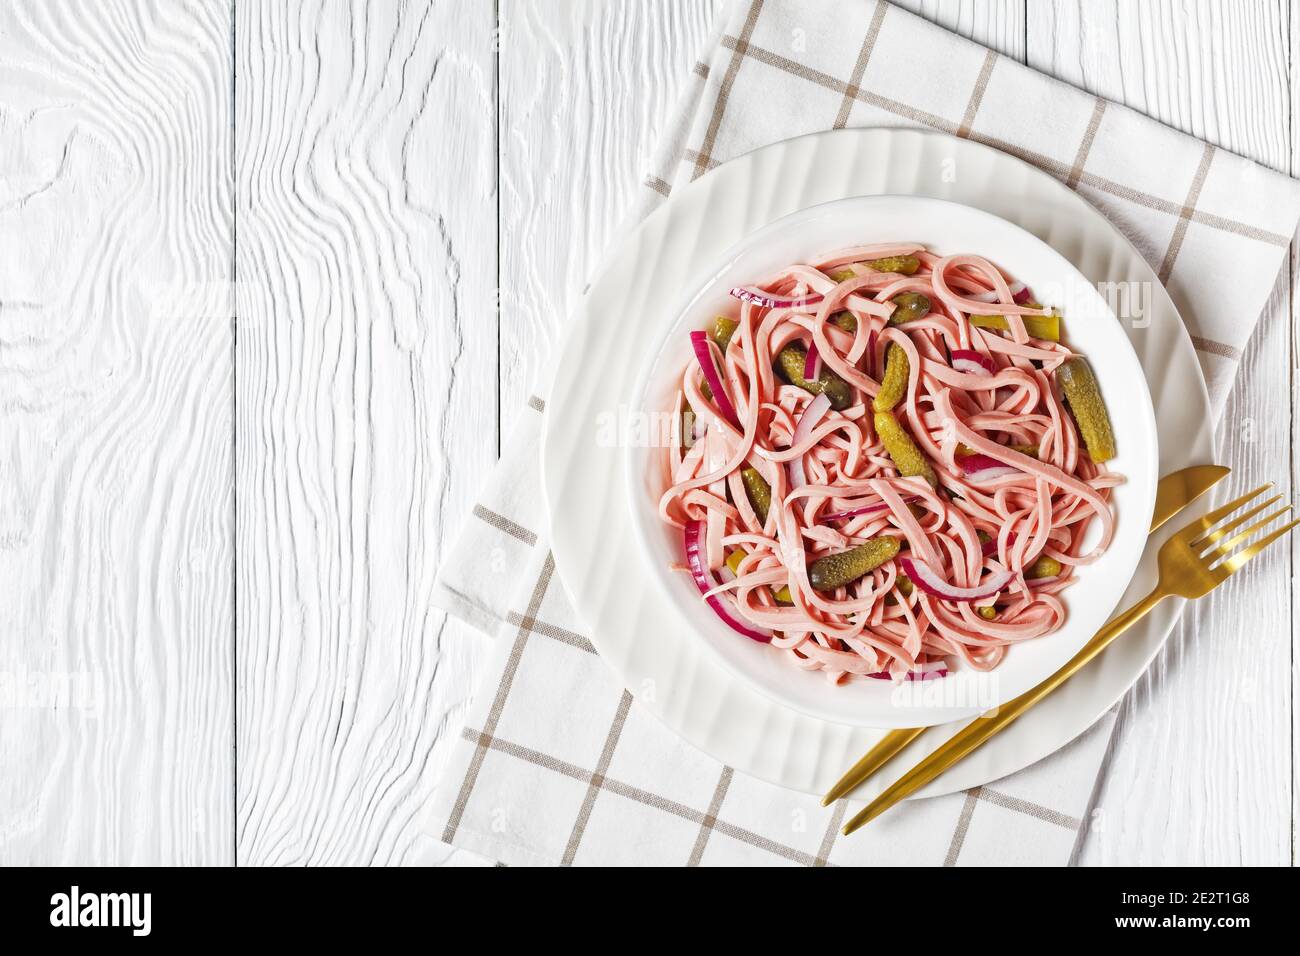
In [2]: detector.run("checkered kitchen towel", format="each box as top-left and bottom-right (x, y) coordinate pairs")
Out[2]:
(428, 0), (1300, 866)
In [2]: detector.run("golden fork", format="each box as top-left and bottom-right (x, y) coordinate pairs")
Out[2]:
(822, 463), (1229, 809)
(840, 481), (1296, 835)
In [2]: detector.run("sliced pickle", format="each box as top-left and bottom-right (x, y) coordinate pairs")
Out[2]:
(725, 549), (746, 576)
(866, 254), (920, 275)
(830, 310), (857, 333)
(808, 537), (901, 592)
(1026, 556), (1063, 579)
(775, 343), (854, 410)
(1057, 357), (1116, 463)
(968, 310), (1061, 341)
(888, 292), (931, 325)
(711, 315), (738, 353)
(872, 342), (909, 412)
(874, 411), (937, 487)
(740, 467), (771, 524)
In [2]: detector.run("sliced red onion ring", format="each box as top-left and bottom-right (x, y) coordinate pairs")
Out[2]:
(684, 521), (771, 643)
(899, 556), (1013, 603)
(959, 453), (1020, 482)
(822, 494), (919, 522)
(981, 530), (1017, 556)
(867, 661), (948, 681)
(950, 348), (995, 375)
(966, 282), (1031, 305)
(786, 392), (832, 490)
(803, 340), (822, 380)
(729, 286), (824, 310)
(689, 330), (740, 430)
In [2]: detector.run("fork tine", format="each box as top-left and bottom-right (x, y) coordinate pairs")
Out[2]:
(1221, 517), (1300, 574)
(1181, 483), (1272, 540)
(1192, 494), (1283, 549)
(1209, 507), (1293, 560)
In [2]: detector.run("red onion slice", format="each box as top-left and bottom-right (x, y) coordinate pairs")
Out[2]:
(982, 530), (1017, 556)
(729, 286), (824, 310)
(822, 494), (919, 522)
(867, 662), (948, 681)
(950, 348), (995, 375)
(689, 330), (740, 430)
(899, 556), (1013, 602)
(684, 521), (771, 643)
(803, 340), (822, 380)
(959, 453), (1020, 482)
(786, 392), (832, 490)
(965, 281), (1031, 306)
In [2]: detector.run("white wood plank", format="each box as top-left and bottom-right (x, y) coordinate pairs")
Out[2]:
(0, 0), (233, 863)
(498, 0), (721, 427)
(1288, 4), (1299, 872)
(1031, 0), (1293, 866)
(892, 0), (1026, 60)
(234, 0), (497, 865)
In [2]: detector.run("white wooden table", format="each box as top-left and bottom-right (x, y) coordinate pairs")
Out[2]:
(0, 0), (1294, 866)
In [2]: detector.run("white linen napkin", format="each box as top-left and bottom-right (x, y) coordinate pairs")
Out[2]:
(426, 0), (1300, 866)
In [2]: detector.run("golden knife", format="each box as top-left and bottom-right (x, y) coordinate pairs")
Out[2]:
(820, 463), (1230, 809)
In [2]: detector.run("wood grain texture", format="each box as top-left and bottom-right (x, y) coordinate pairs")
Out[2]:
(894, 0), (1025, 60)
(1, 0), (1295, 867)
(498, 0), (721, 430)
(1029, 0), (1293, 866)
(0, 0), (233, 863)
(234, 0), (497, 865)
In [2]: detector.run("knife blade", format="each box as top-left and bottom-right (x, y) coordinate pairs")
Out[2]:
(1149, 464), (1229, 532)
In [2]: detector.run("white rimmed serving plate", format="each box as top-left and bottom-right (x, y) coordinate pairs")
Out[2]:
(541, 127), (1213, 798)
(625, 194), (1158, 730)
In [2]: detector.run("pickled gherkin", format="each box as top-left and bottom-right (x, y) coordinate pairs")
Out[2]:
(969, 310), (1060, 341)
(830, 311), (857, 333)
(1057, 357), (1116, 463)
(827, 255), (920, 281)
(1026, 556), (1062, 579)
(711, 315), (739, 353)
(740, 467), (771, 524)
(775, 343), (854, 410)
(873, 342), (909, 412)
(874, 411), (937, 487)
(887, 292), (930, 325)
(977, 605), (998, 621)
(808, 537), (901, 592)
(865, 254), (920, 275)
(773, 585), (794, 605)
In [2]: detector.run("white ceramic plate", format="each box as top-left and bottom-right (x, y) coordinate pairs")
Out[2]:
(542, 128), (1214, 797)
(626, 195), (1158, 729)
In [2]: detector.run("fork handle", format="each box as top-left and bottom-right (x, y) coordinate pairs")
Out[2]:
(844, 586), (1168, 833)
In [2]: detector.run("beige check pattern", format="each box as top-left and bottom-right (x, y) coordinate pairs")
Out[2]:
(428, 0), (1300, 866)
